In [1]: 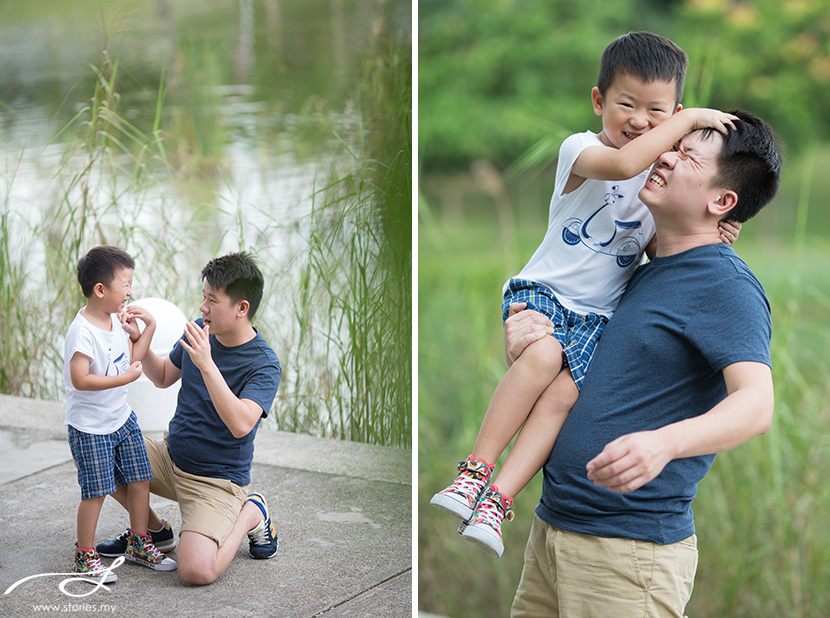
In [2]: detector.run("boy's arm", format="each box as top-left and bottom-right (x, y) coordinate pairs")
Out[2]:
(69, 352), (142, 391)
(123, 305), (157, 363)
(644, 221), (741, 258)
(119, 305), (179, 387)
(586, 361), (773, 492)
(573, 108), (737, 181)
(179, 321), (262, 438)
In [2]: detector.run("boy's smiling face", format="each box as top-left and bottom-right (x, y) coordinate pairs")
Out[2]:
(592, 73), (681, 150)
(99, 267), (133, 314)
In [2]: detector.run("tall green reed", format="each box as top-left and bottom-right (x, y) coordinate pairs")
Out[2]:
(1, 17), (411, 449)
(279, 42), (412, 447)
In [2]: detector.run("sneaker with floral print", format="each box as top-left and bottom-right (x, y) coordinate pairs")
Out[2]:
(430, 455), (495, 521)
(125, 530), (177, 571)
(460, 485), (514, 558)
(72, 543), (118, 584)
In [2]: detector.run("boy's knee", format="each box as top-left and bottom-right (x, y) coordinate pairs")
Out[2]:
(518, 336), (563, 375)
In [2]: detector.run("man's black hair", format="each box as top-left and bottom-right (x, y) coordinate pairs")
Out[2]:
(701, 109), (783, 223)
(77, 246), (134, 298)
(597, 31), (688, 106)
(201, 252), (265, 319)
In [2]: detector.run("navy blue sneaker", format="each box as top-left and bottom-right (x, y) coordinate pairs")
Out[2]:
(246, 493), (278, 559)
(97, 520), (177, 558)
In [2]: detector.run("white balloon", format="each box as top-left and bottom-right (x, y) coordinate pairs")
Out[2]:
(125, 298), (188, 433)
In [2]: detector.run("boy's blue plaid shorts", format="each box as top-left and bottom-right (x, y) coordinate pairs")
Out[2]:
(502, 278), (609, 391)
(67, 411), (153, 500)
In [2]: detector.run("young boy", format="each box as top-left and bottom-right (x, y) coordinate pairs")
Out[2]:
(65, 245), (177, 582)
(430, 31), (741, 558)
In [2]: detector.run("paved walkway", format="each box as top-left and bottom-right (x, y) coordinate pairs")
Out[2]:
(0, 394), (412, 617)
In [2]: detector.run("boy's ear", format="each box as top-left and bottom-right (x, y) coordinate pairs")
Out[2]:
(591, 87), (604, 116)
(93, 282), (105, 298)
(708, 189), (738, 218)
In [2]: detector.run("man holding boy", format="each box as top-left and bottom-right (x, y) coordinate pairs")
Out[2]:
(507, 111), (782, 616)
(97, 252), (281, 585)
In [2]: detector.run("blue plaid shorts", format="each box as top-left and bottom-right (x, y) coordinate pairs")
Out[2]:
(67, 411), (153, 500)
(502, 278), (608, 391)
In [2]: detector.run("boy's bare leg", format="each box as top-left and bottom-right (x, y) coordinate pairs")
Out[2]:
(176, 501), (264, 585)
(126, 480), (151, 535)
(472, 335), (563, 464)
(109, 483), (164, 531)
(491, 370), (579, 498)
(77, 495), (106, 548)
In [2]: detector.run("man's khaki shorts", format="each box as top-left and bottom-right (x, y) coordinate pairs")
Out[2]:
(144, 437), (248, 547)
(511, 515), (698, 618)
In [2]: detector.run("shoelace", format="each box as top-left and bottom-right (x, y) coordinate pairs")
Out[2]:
(249, 520), (272, 545)
(449, 473), (486, 497)
(143, 541), (165, 561)
(473, 491), (513, 528)
(78, 551), (107, 574)
(445, 458), (492, 501)
(132, 535), (166, 562)
(87, 556), (107, 573)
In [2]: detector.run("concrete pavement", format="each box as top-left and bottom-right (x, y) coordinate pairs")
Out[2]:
(0, 394), (412, 617)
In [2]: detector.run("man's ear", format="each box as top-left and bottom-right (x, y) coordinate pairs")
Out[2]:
(237, 299), (250, 318)
(591, 87), (604, 116)
(709, 189), (738, 218)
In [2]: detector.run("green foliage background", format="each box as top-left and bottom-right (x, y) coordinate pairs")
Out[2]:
(420, 0), (830, 172)
(419, 1), (830, 616)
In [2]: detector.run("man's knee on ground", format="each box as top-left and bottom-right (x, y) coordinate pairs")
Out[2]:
(176, 531), (221, 586)
(178, 559), (218, 586)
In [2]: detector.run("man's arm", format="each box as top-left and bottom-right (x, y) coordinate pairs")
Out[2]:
(140, 347), (182, 389)
(586, 361), (773, 493)
(179, 321), (262, 439)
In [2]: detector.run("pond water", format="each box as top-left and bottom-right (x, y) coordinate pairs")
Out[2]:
(0, 0), (412, 438)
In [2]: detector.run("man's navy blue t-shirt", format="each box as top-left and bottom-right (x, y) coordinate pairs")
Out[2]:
(166, 318), (281, 487)
(536, 244), (771, 544)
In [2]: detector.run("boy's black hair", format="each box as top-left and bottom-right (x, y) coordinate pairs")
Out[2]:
(201, 252), (264, 319)
(597, 31), (688, 106)
(700, 109), (783, 223)
(77, 246), (135, 298)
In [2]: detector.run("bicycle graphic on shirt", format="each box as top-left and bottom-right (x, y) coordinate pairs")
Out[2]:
(561, 185), (643, 268)
(105, 352), (129, 377)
